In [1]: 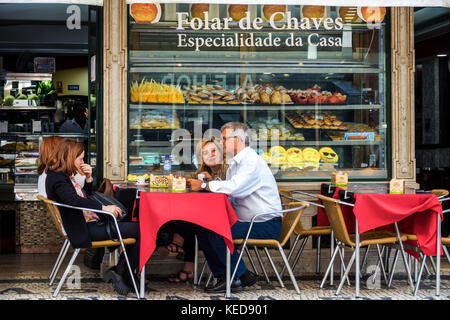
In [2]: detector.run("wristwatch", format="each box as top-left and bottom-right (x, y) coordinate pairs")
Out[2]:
(201, 182), (207, 190)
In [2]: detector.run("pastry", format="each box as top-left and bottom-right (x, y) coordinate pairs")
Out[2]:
(130, 3), (161, 23)
(302, 6), (325, 19)
(228, 4), (248, 21)
(270, 91), (282, 104)
(191, 4), (209, 20)
(263, 5), (286, 21)
(359, 7), (386, 22)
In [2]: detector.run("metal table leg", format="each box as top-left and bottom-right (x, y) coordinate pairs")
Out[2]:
(437, 212), (441, 296)
(225, 247), (231, 298)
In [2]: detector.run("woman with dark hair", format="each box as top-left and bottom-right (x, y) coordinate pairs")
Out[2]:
(45, 138), (141, 296)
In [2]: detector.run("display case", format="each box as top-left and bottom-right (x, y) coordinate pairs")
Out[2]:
(0, 73), (96, 200)
(127, 4), (389, 182)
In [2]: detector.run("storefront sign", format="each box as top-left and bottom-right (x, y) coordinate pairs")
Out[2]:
(68, 85), (80, 91)
(176, 11), (344, 51)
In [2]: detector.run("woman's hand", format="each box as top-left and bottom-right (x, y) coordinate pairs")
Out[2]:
(102, 205), (122, 219)
(199, 171), (213, 181)
(80, 164), (93, 182)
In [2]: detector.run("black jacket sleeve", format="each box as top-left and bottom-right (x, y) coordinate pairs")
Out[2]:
(47, 171), (102, 211)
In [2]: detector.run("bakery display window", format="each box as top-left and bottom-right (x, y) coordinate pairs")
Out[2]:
(127, 4), (389, 181)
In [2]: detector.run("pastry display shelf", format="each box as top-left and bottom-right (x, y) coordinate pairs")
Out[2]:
(0, 106), (56, 111)
(129, 103), (383, 111)
(129, 139), (383, 147)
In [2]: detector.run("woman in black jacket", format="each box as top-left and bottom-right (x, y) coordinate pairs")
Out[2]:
(45, 138), (140, 296)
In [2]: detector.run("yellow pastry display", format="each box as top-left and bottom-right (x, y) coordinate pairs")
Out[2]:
(319, 147), (338, 163)
(228, 4), (248, 21)
(301, 147), (321, 170)
(130, 78), (184, 104)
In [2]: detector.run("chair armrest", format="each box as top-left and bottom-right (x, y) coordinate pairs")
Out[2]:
(52, 201), (117, 220)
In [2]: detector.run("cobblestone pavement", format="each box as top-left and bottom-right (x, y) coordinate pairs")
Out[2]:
(1, 254), (450, 301)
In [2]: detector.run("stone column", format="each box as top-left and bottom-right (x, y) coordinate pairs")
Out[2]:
(391, 7), (418, 188)
(103, 0), (128, 182)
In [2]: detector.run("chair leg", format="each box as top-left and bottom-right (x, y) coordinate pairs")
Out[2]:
(320, 245), (341, 288)
(375, 245), (388, 285)
(360, 245), (370, 276)
(53, 248), (80, 298)
(197, 260), (208, 286)
(245, 246), (259, 275)
(194, 235), (199, 285)
(50, 240), (71, 286)
(280, 234), (302, 277)
(335, 250), (356, 296)
(413, 255), (428, 296)
(443, 246), (450, 264)
(49, 239), (69, 282)
(316, 236), (321, 274)
(338, 247), (351, 286)
(254, 246), (270, 284)
(277, 243), (300, 295)
(264, 247), (284, 288)
(388, 249), (400, 288)
(281, 236), (308, 278)
(394, 223), (415, 292)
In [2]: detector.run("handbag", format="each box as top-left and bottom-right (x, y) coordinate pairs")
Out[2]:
(90, 191), (128, 240)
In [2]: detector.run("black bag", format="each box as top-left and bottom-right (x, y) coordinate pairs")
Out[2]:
(114, 187), (137, 222)
(90, 191), (128, 240)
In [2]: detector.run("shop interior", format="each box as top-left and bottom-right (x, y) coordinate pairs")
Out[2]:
(0, 3), (101, 253)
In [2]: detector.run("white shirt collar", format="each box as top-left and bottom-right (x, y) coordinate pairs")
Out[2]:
(231, 147), (252, 164)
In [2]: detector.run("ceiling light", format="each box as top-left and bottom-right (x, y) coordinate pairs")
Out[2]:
(437, 54), (447, 57)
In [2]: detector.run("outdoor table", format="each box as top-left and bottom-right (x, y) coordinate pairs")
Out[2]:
(316, 184), (443, 296)
(137, 188), (238, 298)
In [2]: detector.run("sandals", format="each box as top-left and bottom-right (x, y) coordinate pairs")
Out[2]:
(168, 270), (194, 283)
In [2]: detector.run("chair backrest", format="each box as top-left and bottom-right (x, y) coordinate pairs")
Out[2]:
(278, 201), (309, 246)
(317, 194), (352, 246)
(37, 195), (67, 238)
(432, 189), (449, 198)
(278, 188), (293, 206)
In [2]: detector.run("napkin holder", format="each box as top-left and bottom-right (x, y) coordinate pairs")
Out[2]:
(331, 171), (348, 189)
(150, 174), (170, 188)
(389, 179), (404, 194)
(169, 175), (186, 192)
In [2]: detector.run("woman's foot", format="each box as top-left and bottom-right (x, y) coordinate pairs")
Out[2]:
(168, 270), (194, 283)
(167, 233), (185, 254)
(103, 267), (130, 296)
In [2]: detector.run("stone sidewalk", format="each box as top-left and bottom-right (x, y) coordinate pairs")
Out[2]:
(1, 253), (450, 300)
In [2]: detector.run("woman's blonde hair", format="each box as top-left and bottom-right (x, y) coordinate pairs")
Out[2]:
(194, 137), (227, 180)
(37, 136), (64, 175)
(47, 138), (85, 177)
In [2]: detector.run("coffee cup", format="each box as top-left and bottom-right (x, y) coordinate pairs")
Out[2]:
(197, 173), (205, 181)
(137, 176), (146, 184)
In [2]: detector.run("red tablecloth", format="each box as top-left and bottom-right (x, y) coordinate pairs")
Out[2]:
(353, 193), (443, 257)
(138, 192), (237, 273)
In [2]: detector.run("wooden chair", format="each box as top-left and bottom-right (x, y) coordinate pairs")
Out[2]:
(318, 194), (413, 297)
(231, 202), (309, 295)
(37, 195), (142, 299)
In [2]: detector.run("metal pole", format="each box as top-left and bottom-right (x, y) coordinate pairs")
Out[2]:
(436, 212), (441, 296)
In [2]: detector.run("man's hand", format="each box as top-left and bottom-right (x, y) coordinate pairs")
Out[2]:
(187, 178), (202, 191)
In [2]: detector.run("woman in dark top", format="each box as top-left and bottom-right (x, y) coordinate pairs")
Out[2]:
(45, 138), (140, 296)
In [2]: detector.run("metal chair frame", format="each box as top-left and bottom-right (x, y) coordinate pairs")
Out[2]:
(318, 195), (415, 297)
(37, 196), (143, 299)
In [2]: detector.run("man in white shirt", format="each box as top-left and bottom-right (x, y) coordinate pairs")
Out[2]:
(188, 122), (282, 293)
